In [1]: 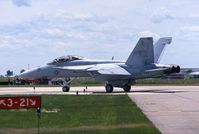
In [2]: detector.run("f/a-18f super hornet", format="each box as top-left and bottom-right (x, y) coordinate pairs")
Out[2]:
(19, 37), (180, 93)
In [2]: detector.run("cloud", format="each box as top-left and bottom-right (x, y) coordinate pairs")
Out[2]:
(0, 35), (30, 49)
(188, 13), (199, 19)
(45, 28), (65, 36)
(139, 30), (159, 37)
(151, 7), (175, 23)
(0, 11), (135, 55)
(2, 0), (199, 73)
(0, 8), (140, 75)
(138, 30), (160, 41)
(181, 26), (199, 32)
(52, 41), (68, 49)
(12, 0), (31, 7)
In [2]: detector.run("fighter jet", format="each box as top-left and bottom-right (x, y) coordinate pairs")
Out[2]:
(20, 37), (179, 93)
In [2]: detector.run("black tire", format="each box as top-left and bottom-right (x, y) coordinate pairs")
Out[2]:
(123, 85), (131, 92)
(62, 86), (70, 92)
(105, 84), (113, 93)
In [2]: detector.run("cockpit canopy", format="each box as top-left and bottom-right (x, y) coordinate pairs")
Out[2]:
(48, 55), (85, 64)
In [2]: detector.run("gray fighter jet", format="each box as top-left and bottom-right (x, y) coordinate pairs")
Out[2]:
(20, 37), (179, 93)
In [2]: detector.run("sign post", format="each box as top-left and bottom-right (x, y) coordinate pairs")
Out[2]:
(36, 107), (41, 134)
(0, 96), (42, 134)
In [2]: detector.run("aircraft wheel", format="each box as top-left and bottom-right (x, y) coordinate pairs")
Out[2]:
(105, 84), (113, 93)
(62, 86), (70, 92)
(123, 85), (131, 92)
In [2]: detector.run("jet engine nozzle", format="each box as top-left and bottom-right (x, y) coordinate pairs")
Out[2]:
(171, 65), (180, 73)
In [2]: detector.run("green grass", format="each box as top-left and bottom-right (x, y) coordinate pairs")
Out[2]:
(0, 95), (160, 134)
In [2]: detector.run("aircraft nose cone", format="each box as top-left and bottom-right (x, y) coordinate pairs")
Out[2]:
(19, 65), (52, 79)
(19, 69), (37, 79)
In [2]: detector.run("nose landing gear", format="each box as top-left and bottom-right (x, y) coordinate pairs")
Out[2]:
(62, 78), (72, 92)
(62, 85), (70, 92)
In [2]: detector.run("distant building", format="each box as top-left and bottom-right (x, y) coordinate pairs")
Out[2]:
(166, 73), (185, 79)
(188, 72), (199, 79)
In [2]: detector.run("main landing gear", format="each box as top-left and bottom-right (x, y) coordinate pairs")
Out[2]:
(105, 83), (132, 93)
(62, 79), (133, 93)
(123, 85), (131, 92)
(105, 84), (113, 93)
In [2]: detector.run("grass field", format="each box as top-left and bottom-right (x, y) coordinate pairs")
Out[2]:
(0, 95), (160, 134)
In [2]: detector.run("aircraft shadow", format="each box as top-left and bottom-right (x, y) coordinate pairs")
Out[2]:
(92, 89), (187, 94)
(132, 89), (186, 94)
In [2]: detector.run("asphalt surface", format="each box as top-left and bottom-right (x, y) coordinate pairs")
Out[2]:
(1, 86), (199, 134)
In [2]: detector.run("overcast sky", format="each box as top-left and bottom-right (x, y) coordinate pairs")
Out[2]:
(1, 0), (199, 75)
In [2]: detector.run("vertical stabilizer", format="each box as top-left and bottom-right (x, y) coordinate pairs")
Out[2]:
(125, 37), (154, 67)
(154, 37), (172, 63)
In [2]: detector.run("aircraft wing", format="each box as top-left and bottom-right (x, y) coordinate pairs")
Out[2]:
(87, 64), (131, 76)
(53, 64), (131, 76)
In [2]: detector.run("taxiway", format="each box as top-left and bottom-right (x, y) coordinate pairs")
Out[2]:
(1, 86), (199, 134)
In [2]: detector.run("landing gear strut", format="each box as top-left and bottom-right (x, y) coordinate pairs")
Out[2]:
(62, 78), (72, 92)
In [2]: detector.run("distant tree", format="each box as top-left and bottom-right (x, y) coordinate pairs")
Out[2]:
(20, 69), (25, 74)
(5, 70), (13, 85)
(6, 70), (13, 77)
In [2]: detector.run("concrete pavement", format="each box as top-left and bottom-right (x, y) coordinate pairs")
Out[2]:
(128, 86), (199, 134)
(1, 86), (199, 134)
